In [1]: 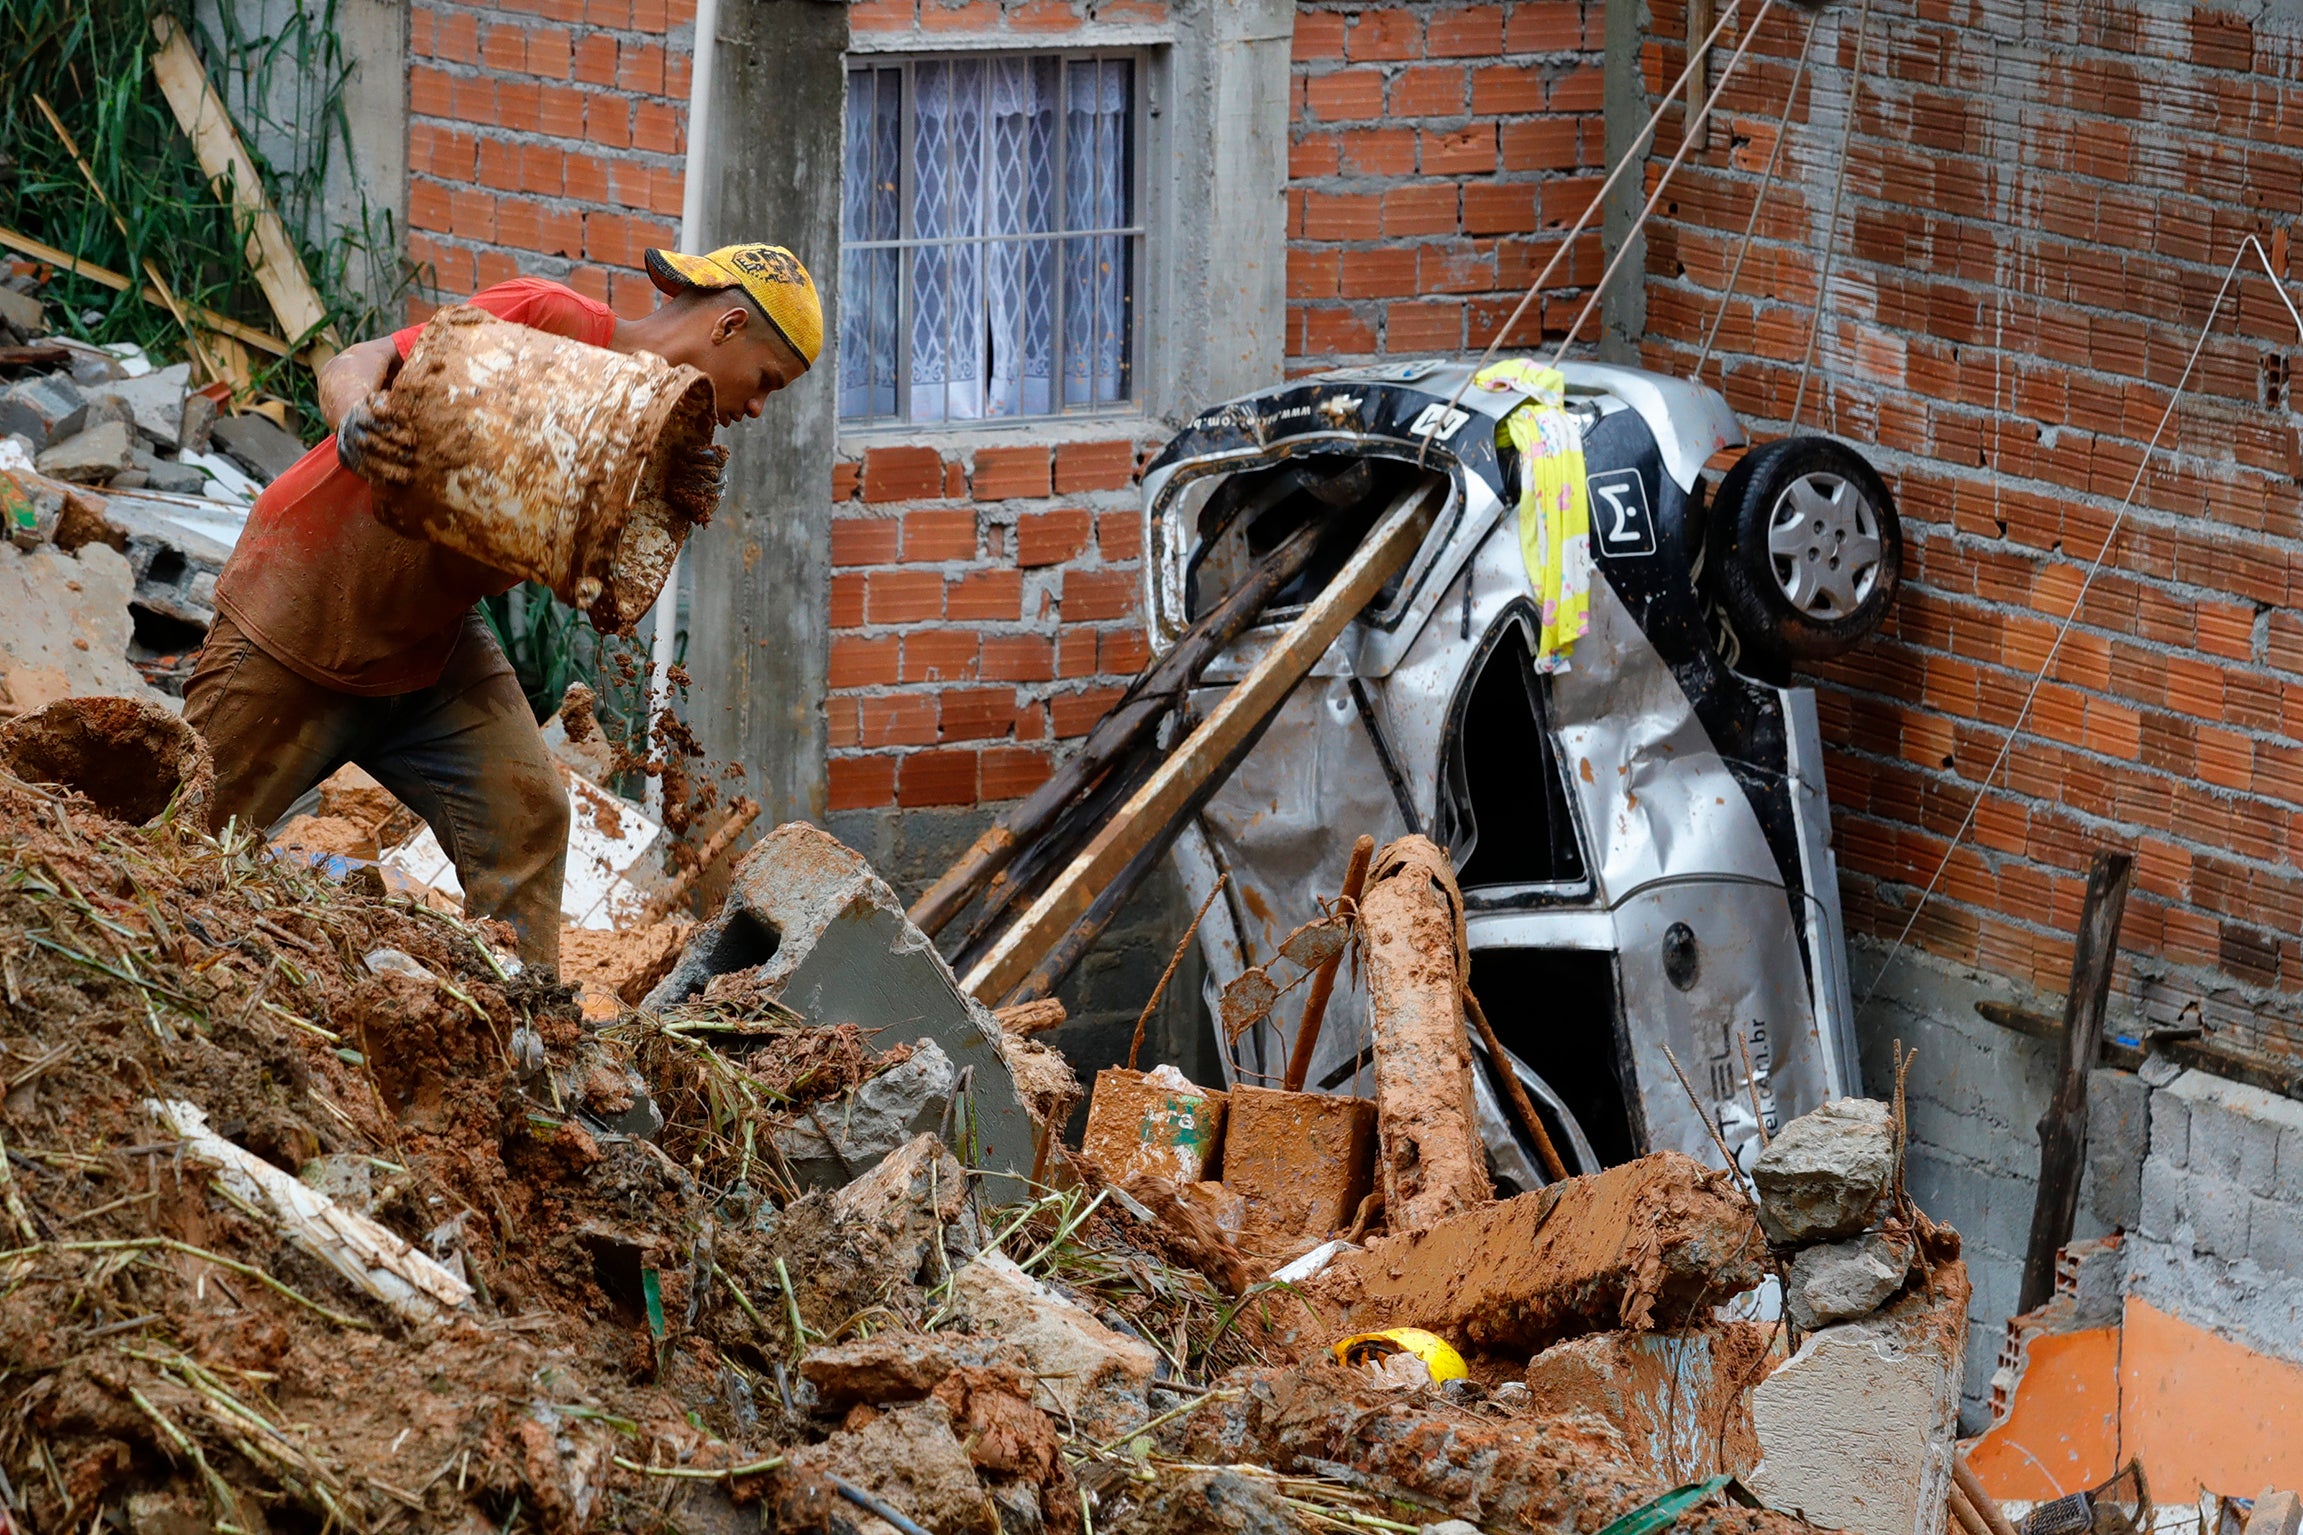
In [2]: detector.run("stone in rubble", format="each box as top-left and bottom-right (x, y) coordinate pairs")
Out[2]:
(1785, 1230), (1911, 1330)
(1750, 1096), (1897, 1245)
(210, 411), (308, 483)
(1124, 1468), (1300, 1535)
(36, 420), (135, 485)
(800, 1330), (956, 1408)
(140, 456), (209, 496)
(646, 821), (1046, 1197)
(85, 363), (191, 449)
(772, 1036), (957, 1191)
(949, 1249), (1158, 1437)
(0, 373), (87, 451)
(177, 392), (217, 455)
(0, 287), (44, 335)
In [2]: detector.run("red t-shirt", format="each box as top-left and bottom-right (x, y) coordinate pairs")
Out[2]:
(212, 278), (619, 695)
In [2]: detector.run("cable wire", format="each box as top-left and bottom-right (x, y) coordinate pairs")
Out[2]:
(1691, 9), (1821, 384)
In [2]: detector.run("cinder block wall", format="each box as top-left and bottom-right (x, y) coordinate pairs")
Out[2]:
(1286, 0), (1606, 364)
(1638, 0), (2303, 1064)
(404, 0), (693, 321)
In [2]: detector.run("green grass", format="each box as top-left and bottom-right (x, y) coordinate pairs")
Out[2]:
(0, 0), (412, 439)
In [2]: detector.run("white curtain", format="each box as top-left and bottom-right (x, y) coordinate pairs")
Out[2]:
(839, 56), (1131, 423)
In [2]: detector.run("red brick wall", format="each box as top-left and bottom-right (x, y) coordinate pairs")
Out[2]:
(406, 0), (692, 320)
(1640, 0), (2303, 1050)
(1286, 0), (1607, 364)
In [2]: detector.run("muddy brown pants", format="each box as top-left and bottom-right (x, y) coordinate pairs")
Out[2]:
(183, 612), (568, 969)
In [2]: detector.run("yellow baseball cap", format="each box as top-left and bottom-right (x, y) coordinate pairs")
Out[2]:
(645, 243), (823, 369)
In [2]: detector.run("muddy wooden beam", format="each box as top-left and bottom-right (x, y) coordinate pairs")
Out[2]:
(1362, 834), (1491, 1230)
(1295, 1151), (1765, 1354)
(959, 483), (1439, 1003)
(911, 516), (1327, 940)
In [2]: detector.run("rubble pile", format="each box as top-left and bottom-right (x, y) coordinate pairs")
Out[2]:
(0, 705), (1983, 1535)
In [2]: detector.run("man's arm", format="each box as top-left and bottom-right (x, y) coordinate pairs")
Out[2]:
(316, 337), (400, 432)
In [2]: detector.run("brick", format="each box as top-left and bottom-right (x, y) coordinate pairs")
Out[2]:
(1016, 508), (1092, 566)
(866, 570), (943, 623)
(1306, 69), (1386, 122)
(1062, 569), (1137, 622)
(981, 747), (1054, 800)
(949, 569), (1023, 621)
(1097, 510), (1142, 562)
(1304, 191), (1382, 241)
(1505, 1), (1585, 51)
(1054, 440), (1137, 493)
(1050, 685), (1127, 737)
(902, 629), (980, 683)
(1341, 247), (1419, 298)
(831, 516), (896, 567)
(1389, 65), (1465, 117)
(902, 509), (976, 561)
(828, 635), (899, 688)
(941, 687), (1020, 741)
(1350, 9), (1421, 60)
(1294, 11), (1347, 61)
(828, 755), (897, 811)
(1340, 127), (1417, 177)
(971, 445), (1052, 500)
(1382, 184), (1458, 236)
(1100, 626), (1152, 675)
(1422, 125), (1496, 175)
(863, 445), (944, 503)
(1424, 6), (1501, 56)
(1470, 63), (1543, 115)
(1464, 183), (1538, 236)
(898, 750), (979, 807)
(860, 694), (938, 748)
(980, 634), (1056, 681)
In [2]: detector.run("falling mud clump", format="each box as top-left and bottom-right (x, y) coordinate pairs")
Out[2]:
(559, 920), (692, 1006)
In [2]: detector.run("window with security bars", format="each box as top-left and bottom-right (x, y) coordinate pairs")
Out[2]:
(840, 54), (1142, 424)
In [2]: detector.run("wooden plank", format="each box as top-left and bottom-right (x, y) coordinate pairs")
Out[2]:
(2018, 849), (2133, 1314)
(960, 482), (1440, 1003)
(148, 16), (341, 364)
(0, 224), (292, 358)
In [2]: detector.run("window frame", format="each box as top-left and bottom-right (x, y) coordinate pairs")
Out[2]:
(836, 47), (1153, 433)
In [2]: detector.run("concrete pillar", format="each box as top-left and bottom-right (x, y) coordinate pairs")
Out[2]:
(1600, 0), (1650, 365)
(686, 0), (845, 832)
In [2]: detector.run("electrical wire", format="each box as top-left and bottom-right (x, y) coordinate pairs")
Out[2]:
(1786, 0), (1875, 431)
(1861, 236), (2303, 1007)
(1691, 9), (1821, 384)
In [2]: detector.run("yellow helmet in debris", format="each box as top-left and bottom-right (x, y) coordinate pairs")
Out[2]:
(1331, 1327), (1469, 1383)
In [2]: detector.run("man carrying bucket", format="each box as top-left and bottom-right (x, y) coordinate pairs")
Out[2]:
(182, 245), (822, 970)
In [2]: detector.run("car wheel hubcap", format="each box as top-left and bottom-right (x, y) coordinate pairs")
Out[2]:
(1765, 472), (1881, 621)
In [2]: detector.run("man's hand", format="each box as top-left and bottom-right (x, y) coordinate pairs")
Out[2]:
(316, 336), (401, 431)
(664, 440), (729, 519)
(336, 391), (419, 483)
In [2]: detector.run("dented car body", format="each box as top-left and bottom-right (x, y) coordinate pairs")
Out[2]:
(1140, 360), (1885, 1190)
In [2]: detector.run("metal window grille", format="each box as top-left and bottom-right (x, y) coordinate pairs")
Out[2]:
(839, 52), (1143, 425)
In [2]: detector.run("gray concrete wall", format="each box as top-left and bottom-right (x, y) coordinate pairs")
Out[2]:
(688, 0), (845, 833)
(1598, 0), (1650, 365)
(827, 804), (1217, 1136)
(1851, 936), (2150, 1431)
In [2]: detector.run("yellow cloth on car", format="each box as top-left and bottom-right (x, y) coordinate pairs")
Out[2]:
(1475, 359), (1591, 672)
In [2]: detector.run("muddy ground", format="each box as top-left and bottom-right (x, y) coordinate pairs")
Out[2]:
(0, 763), (1830, 1535)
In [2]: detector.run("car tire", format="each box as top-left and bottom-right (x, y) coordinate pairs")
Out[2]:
(1707, 437), (1901, 670)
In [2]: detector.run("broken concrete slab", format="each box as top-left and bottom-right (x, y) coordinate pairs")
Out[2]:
(774, 1400), (1000, 1535)
(84, 363), (191, 448)
(772, 1036), (957, 1190)
(0, 539), (176, 718)
(646, 822), (1047, 1194)
(0, 373), (86, 451)
(800, 1331), (957, 1409)
(1081, 1065), (1227, 1188)
(2248, 1492), (2302, 1535)
(828, 1131), (977, 1281)
(1751, 1097), (1896, 1245)
(36, 420), (135, 485)
(1785, 1231), (1912, 1331)
(1361, 835), (1490, 1230)
(1747, 1260), (1969, 1535)
(177, 392), (217, 456)
(210, 411), (307, 483)
(1296, 1152), (1765, 1355)
(949, 1248), (1158, 1436)
(1222, 1083), (1377, 1239)
(1523, 1322), (1775, 1479)
(0, 286), (44, 334)
(138, 457), (209, 497)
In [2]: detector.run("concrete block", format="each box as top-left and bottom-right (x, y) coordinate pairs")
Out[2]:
(2246, 1490), (2301, 1535)
(1220, 1083), (1376, 1238)
(210, 411), (307, 482)
(35, 420), (134, 484)
(0, 286), (45, 334)
(2170, 1070), (2303, 1198)
(644, 822), (1045, 1194)
(2138, 1157), (2187, 1241)
(2149, 1086), (2189, 1170)
(771, 1037), (956, 1191)
(2278, 1123), (2303, 1202)
(949, 1250), (1156, 1437)
(140, 458), (208, 496)
(1080, 1066), (1227, 1189)
(2080, 1068), (2148, 1234)
(1752, 1097), (1897, 1245)
(2247, 1193), (2303, 1275)
(84, 364), (191, 448)
(0, 374), (87, 451)
(1748, 1262), (1969, 1535)
(1787, 1232), (1913, 1330)
(2190, 1170), (2251, 1261)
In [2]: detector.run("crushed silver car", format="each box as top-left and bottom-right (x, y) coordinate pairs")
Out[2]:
(1139, 359), (1902, 1190)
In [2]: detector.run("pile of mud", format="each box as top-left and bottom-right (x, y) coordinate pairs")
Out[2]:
(0, 765), (1826, 1535)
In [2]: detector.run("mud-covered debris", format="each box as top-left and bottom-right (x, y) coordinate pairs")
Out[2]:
(775, 1401), (1000, 1535)
(1750, 1096), (1896, 1245)
(1785, 1229), (1913, 1330)
(1081, 1064), (1225, 1189)
(1522, 1322), (1775, 1479)
(1104, 1466), (1299, 1535)
(0, 692), (210, 827)
(800, 1331), (958, 1408)
(1282, 1151), (1766, 1355)
(950, 1250), (1160, 1438)
(773, 1035), (956, 1190)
